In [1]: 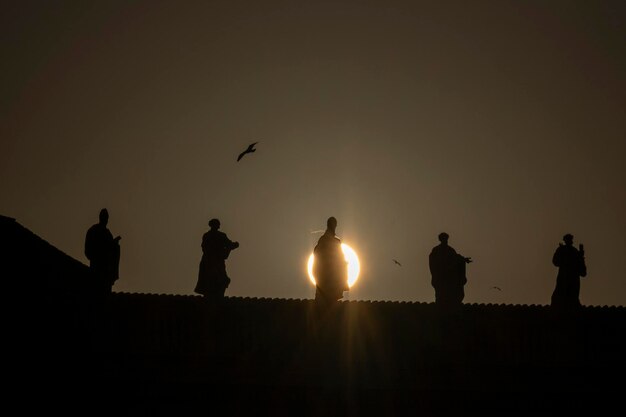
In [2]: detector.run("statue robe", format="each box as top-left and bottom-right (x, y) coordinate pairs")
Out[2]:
(313, 231), (348, 302)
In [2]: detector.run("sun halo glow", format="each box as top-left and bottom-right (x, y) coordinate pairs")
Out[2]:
(307, 243), (360, 288)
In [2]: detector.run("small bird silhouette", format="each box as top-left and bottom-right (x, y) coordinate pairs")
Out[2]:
(393, 259), (402, 266)
(237, 142), (259, 162)
(491, 286), (502, 291)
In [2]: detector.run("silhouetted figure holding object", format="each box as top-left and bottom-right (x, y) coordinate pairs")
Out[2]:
(551, 234), (587, 309)
(85, 208), (121, 293)
(429, 232), (472, 307)
(195, 218), (239, 300)
(313, 217), (348, 304)
(237, 141), (258, 161)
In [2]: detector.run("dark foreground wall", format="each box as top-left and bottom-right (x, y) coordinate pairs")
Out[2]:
(22, 293), (626, 416)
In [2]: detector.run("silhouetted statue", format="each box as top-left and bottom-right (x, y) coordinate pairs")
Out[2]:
(195, 218), (239, 300)
(313, 217), (348, 304)
(84, 208), (121, 293)
(429, 232), (472, 307)
(551, 233), (587, 309)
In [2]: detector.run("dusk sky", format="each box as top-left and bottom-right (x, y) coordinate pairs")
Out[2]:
(2, 1), (624, 306)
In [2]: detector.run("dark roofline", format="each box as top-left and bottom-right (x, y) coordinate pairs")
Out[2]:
(1, 214), (89, 294)
(112, 292), (626, 310)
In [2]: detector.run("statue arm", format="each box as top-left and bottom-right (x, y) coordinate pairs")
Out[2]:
(84, 230), (93, 260)
(226, 236), (239, 250)
(579, 252), (587, 277)
(200, 234), (209, 253)
(219, 233), (239, 251)
(428, 253), (435, 274)
(552, 247), (561, 267)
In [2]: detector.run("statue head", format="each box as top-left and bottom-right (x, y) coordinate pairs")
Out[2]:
(208, 218), (221, 230)
(326, 217), (337, 233)
(563, 233), (574, 245)
(99, 208), (109, 226)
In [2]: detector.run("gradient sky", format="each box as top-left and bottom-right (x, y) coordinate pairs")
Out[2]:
(2, 1), (625, 305)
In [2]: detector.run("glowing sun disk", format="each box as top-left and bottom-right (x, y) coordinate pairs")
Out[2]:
(307, 243), (360, 288)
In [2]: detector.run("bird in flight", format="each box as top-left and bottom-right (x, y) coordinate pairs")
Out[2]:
(237, 142), (259, 162)
(393, 259), (402, 266)
(491, 286), (502, 291)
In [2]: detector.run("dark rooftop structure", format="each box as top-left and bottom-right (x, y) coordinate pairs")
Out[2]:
(3, 215), (625, 416)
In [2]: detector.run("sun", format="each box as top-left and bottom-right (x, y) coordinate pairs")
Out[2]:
(307, 243), (360, 288)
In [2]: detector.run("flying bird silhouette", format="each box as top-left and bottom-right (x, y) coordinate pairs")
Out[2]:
(237, 142), (259, 162)
(491, 286), (502, 291)
(393, 259), (402, 266)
